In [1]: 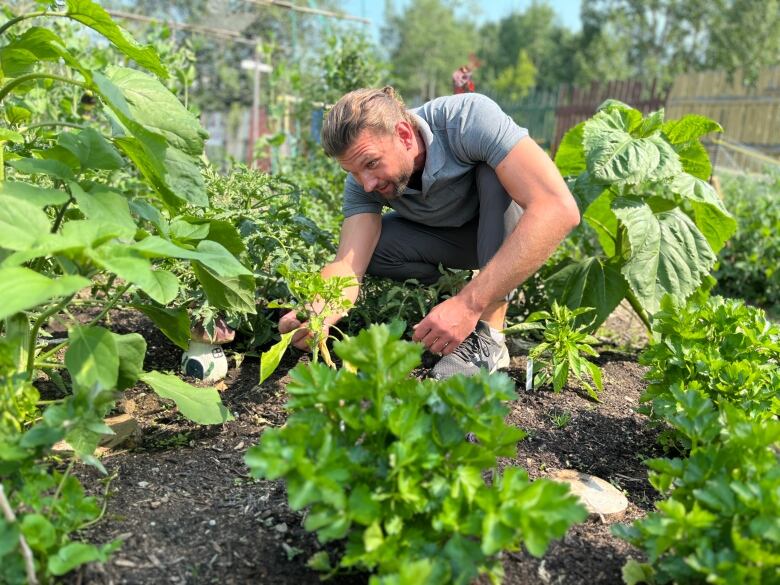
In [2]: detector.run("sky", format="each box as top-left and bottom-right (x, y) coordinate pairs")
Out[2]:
(338, 0), (583, 41)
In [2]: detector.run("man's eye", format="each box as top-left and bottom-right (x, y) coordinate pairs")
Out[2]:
(367, 160), (378, 169)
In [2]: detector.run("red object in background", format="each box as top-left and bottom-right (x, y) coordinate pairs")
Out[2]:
(452, 66), (474, 94)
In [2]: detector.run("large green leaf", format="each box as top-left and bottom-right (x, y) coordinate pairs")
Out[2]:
(0, 195), (52, 250)
(583, 109), (682, 186)
(91, 246), (179, 304)
(65, 326), (119, 391)
(0, 268), (89, 320)
(139, 371), (233, 425)
(92, 71), (207, 208)
(260, 331), (296, 384)
(0, 181), (69, 206)
(0, 128), (23, 143)
(613, 199), (716, 315)
(112, 332), (146, 391)
(70, 182), (136, 238)
(58, 128), (124, 171)
(554, 122), (586, 176)
(7, 157), (75, 181)
(48, 542), (110, 576)
(193, 263), (256, 314)
(670, 174), (736, 253)
(65, 0), (167, 78)
(582, 190), (618, 257)
(662, 115), (722, 145)
(132, 303), (191, 350)
(0, 28), (68, 77)
(545, 257), (628, 330)
(104, 66), (206, 154)
(132, 237), (252, 277)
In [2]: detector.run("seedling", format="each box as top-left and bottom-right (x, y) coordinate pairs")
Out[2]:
(260, 265), (357, 383)
(506, 302), (604, 400)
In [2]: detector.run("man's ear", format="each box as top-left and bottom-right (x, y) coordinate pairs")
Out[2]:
(395, 120), (415, 149)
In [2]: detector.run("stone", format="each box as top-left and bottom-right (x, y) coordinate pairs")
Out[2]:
(549, 469), (628, 520)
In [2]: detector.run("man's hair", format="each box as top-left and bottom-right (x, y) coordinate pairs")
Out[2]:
(321, 86), (415, 158)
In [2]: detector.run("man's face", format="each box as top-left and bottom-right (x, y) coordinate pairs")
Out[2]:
(336, 128), (415, 199)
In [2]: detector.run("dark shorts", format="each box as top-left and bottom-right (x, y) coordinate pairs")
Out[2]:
(366, 164), (523, 285)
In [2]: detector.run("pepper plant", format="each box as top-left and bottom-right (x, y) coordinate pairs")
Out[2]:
(0, 2), (247, 580)
(260, 267), (357, 383)
(505, 302), (604, 400)
(248, 322), (587, 584)
(551, 100), (737, 330)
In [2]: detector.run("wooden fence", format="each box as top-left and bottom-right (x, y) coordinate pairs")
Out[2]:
(666, 67), (780, 172)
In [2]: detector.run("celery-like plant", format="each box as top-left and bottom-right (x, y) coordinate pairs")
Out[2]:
(247, 322), (587, 584)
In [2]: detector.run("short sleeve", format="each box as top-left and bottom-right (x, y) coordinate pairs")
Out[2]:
(341, 174), (383, 218)
(456, 95), (528, 168)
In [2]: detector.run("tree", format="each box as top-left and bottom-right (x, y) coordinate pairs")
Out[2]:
(382, 0), (478, 104)
(492, 50), (537, 100)
(578, 0), (780, 85)
(478, 2), (578, 92)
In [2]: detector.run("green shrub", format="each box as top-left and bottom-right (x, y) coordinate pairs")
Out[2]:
(640, 295), (780, 438)
(246, 322), (587, 584)
(614, 387), (780, 585)
(714, 170), (780, 316)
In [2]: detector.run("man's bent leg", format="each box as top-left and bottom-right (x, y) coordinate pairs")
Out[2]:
(366, 212), (479, 284)
(474, 165), (523, 329)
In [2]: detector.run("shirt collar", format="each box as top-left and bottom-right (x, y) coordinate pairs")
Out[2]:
(411, 113), (445, 195)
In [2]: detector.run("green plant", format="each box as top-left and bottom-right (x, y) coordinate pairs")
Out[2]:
(614, 386), (780, 585)
(714, 170), (780, 316)
(550, 100), (736, 331)
(640, 295), (780, 437)
(506, 302), (604, 400)
(1, 2), (239, 579)
(259, 267), (357, 383)
(549, 410), (573, 429)
(246, 322), (587, 584)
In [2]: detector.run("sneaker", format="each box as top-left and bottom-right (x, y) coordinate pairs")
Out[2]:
(428, 321), (510, 381)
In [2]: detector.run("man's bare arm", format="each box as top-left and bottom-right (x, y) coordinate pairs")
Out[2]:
(413, 138), (580, 353)
(279, 213), (381, 350)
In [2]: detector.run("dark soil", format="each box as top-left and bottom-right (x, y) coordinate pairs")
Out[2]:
(61, 308), (664, 585)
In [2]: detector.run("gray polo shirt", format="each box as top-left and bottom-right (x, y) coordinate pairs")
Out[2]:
(341, 93), (528, 227)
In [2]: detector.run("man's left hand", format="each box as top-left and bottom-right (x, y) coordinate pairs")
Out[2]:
(412, 296), (481, 354)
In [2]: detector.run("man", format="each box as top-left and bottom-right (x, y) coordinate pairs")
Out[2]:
(279, 86), (579, 380)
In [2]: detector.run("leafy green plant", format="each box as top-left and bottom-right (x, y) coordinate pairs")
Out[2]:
(259, 267), (357, 383)
(549, 410), (573, 429)
(614, 386), (780, 585)
(640, 295), (780, 436)
(714, 169), (780, 316)
(344, 268), (471, 337)
(247, 322), (587, 584)
(0, 2), (240, 579)
(506, 302), (603, 400)
(551, 100), (736, 331)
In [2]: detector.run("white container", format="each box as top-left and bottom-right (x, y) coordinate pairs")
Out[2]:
(181, 342), (228, 383)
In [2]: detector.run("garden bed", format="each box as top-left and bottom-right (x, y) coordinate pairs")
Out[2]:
(65, 309), (663, 585)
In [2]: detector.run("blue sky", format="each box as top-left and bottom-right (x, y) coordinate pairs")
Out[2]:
(338, 0), (583, 40)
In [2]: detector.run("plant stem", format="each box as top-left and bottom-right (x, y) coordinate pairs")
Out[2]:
(34, 283), (132, 366)
(0, 10), (55, 35)
(78, 473), (117, 530)
(52, 461), (75, 504)
(26, 121), (86, 131)
(27, 295), (76, 378)
(625, 289), (652, 333)
(0, 485), (39, 585)
(0, 73), (87, 104)
(51, 197), (74, 233)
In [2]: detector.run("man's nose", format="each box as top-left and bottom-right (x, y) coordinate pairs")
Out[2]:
(359, 172), (378, 192)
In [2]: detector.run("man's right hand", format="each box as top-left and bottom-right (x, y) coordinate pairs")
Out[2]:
(279, 310), (315, 351)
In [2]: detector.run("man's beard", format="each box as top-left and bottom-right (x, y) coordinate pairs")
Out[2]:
(379, 170), (411, 200)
